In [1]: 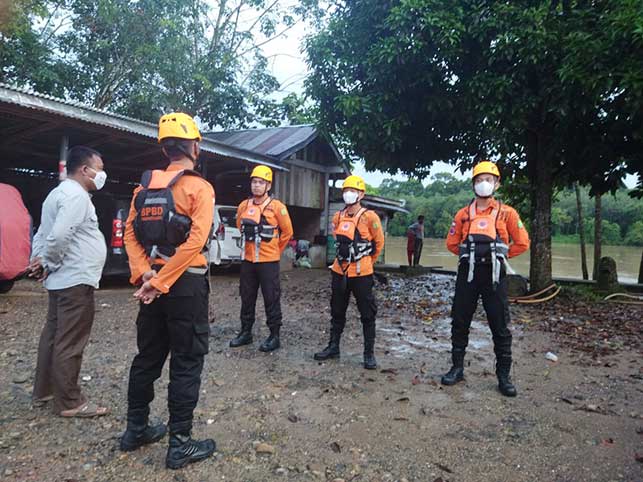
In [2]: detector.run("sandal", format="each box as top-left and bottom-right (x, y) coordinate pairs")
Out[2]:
(60, 401), (110, 418)
(32, 395), (54, 407)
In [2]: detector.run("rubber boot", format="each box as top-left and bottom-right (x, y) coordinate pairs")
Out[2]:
(120, 419), (167, 452)
(496, 355), (517, 397)
(229, 323), (253, 348)
(165, 433), (216, 470)
(441, 348), (465, 386)
(363, 337), (377, 369)
(314, 331), (341, 360)
(259, 326), (280, 352)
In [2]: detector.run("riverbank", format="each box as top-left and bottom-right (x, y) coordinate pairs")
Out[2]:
(1, 270), (641, 481)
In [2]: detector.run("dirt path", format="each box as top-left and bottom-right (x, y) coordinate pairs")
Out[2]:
(1, 269), (641, 482)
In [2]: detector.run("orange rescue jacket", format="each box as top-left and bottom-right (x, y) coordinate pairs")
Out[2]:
(446, 198), (530, 259)
(124, 164), (215, 293)
(331, 208), (384, 278)
(236, 197), (293, 263)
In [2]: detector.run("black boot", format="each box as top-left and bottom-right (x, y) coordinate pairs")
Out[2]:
(229, 325), (253, 348)
(259, 326), (280, 352)
(441, 348), (465, 386)
(363, 338), (377, 370)
(496, 355), (517, 397)
(120, 420), (167, 452)
(314, 331), (341, 360)
(166, 433), (216, 470)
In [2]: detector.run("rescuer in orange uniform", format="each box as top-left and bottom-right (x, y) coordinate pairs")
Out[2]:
(314, 175), (385, 369)
(229, 165), (293, 352)
(442, 161), (530, 397)
(120, 113), (217, 469)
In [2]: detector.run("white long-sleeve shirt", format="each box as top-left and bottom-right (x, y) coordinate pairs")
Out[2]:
(31, 179), (106, 290)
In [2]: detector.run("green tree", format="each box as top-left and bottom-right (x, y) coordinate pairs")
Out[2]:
(1, 0), (321, 127)
(0, 1), (68, 95)
(625, 221), (643, 246)
(278, 93), (318, 125)
(583, 219), (622, 246)
(306, 0), (643, 290)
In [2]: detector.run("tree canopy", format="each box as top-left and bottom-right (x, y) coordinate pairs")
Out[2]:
(1, 0), (321, 127)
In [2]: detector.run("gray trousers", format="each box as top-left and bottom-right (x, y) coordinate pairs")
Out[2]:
(413, 238), (423, 266)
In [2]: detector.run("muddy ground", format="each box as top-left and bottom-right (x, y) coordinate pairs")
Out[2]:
(0, 269), (642, 482)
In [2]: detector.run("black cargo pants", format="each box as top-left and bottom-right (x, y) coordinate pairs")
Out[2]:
(127, 271), (209, 435)
(239, 260), (282, 330)
(450, 262), (512, 358)
(330, 271), (377, 344)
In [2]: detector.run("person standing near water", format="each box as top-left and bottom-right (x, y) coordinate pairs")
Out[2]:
(441, 161), (530, 397)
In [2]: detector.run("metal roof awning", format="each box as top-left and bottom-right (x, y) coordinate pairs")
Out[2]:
(0, 83), (287, 172)
(205, 125), (350, 174)
(206, 125), (318, 161)
(362, 195), (410, 215)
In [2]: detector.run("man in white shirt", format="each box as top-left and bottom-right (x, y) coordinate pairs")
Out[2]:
(29, 146), (109, 417)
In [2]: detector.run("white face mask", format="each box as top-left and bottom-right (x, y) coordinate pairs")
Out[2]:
(474, 180), (495, 198)
(343, 191), (359, 205)
(90, 169), (107, 191)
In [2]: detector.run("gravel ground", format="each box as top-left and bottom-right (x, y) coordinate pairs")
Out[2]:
(0, 269), (642, 482)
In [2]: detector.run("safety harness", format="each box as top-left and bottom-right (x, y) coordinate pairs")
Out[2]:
(458, 200), (515, 288)
(334, 207), (374, 276)
(133, 169), (209, 275)
(239, 197), (279, 262)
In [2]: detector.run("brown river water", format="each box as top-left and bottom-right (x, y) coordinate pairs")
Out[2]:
(384, 236), (642, 284)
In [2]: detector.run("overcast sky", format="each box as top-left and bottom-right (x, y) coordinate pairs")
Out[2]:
(260, 16), (638, 189)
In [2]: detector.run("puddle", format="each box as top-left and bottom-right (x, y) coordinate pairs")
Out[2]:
(380, 319), (491, 358)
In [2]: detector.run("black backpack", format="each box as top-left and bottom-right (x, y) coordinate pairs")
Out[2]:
(133, 169), (201, 258)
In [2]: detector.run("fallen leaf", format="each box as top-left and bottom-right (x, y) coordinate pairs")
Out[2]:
(330, 442), (341, 453)
(411, 375), (421, 386)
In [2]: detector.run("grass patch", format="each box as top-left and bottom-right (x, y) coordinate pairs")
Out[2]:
(560, 285), (605, 303)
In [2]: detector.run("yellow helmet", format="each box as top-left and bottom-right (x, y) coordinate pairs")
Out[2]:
(158, 112), (202, 143)
(342, 175), (366, 191)
(250, 165), (273, 183)
(472, 161), (500, 179)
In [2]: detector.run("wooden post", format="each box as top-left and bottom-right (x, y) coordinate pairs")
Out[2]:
(322, 172), (330, 235)
(575, 183), (589, 280)
(592, 194), (602, 280)
(58, 135), (69, 181)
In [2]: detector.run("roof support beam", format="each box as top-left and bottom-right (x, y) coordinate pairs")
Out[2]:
(0, 121), (60, 147)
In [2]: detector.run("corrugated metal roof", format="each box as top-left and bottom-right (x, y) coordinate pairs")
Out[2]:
(0, 83), (287, 171)
(205, 125), (318, 161)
